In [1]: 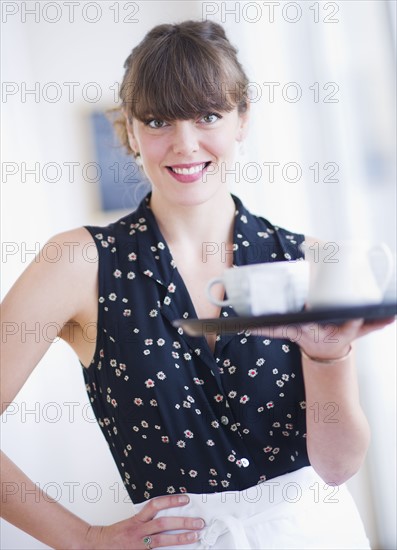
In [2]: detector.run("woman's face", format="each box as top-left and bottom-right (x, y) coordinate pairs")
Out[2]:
(127, 107), (249, 207)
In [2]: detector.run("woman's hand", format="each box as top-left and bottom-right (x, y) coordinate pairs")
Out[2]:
(83, 495), (205, 549)
(252, 316), (395, 361)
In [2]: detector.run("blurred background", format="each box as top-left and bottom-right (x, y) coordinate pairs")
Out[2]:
(1, 1), (396, 548)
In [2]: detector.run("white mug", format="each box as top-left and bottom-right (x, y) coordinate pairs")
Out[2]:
(304, 240), (394, 308)
(206, 261), (310, 316)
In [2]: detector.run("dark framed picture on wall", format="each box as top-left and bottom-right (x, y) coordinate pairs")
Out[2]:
(89, 110), (150, 212)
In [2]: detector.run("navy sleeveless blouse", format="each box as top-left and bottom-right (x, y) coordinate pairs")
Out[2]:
(83, 193), (310, 504)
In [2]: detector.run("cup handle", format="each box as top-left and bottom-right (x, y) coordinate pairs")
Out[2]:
(369, 243), (394, 294)
(206, 277), (234, 307)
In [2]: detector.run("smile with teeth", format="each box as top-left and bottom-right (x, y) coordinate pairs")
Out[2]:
(169, 162), (210, 175)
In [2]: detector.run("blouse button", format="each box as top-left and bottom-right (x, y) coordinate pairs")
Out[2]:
(221, 416), (229, 425)
(241, 458), (250, 468)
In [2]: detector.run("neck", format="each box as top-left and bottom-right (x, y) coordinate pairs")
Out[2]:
(149, 189), (236, 260)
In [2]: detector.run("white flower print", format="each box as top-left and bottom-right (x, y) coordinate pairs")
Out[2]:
(113, 269), (122, 278)
(184, 430), (194, 439)
(211, 420), (220, 428)
(282, 344), (290, 353)
(128, 252), (137, 261)
(150, 399), (157, 406)
(173, 341), (181, 349)
(188, 470), (198, 478)
(214, 394), (224, 403)
(284, 253), (291, 260)
(143, 456), (152, 464)
(145, 379), (154, 388)
(109, 293), (117, 301)
(143, 269), (153, 277)
(228, 390), (237, 398)
(134, 398), (143, 406)
(145, 339), (153, 346)
(149, 309), (158, 317)
(209, 480), (217, 486)
(157, 339), (165, 346)
(210, 468), (217, 476)
(272, 368), (278, 374)
(266, 401), (274, 409)
(161, 436), (169, 443)
(127, 271), (135, 279)
(193, 378), (204, 385)
(276, 380), (284, 387)
(256, 358), (265, 366)
(228, 366), (236, 374)
(156, 371), (166, 380)
(167, 486), (175, 494)
(177, 440), (186, 448)
(221, 480), (230, 487)
(168, 283), (176, 293)
(228, 454), (236, 462)
(164, 296), (171, 305)
(248, 369), (258, 377)
(123, 309), (131, 317)
(110, 359), (117, 367)
(240, 395), (250, 404)
(157, 462), (167, 470)
(206, 440), (215, 446)
(143, 350), (150, 356)
(158, 242), (165, 250)
(183, 353), (191, 360)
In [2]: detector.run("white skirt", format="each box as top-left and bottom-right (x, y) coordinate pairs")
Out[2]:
(133, 466), (371, 549)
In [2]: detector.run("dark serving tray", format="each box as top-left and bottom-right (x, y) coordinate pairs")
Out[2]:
(172, 302), (397, 337)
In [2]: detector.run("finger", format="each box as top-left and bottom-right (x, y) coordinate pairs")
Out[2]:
(136, 495), (190, 523)
(149, 515), (205, 535)
(355, 316), (396, 338)
(149, 529), (201, 547)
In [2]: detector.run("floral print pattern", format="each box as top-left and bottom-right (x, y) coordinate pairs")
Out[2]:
(83, 193), (309, 504)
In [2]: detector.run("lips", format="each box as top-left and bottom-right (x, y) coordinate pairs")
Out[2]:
(166, 161), (212, 183)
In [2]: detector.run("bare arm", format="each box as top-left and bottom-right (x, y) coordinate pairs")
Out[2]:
(1, 229), (99, 548)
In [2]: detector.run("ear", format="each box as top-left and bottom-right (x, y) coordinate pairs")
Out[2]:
(124, 111), (139, 154)
(236, 103), (250, 142)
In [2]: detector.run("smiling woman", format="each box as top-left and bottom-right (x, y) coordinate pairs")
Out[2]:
(1, 17), (394, 550)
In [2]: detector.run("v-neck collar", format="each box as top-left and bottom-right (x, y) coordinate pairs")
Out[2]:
(134, 192), (275, 358)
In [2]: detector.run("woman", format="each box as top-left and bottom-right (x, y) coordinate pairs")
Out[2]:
(1, 20), (393, 550)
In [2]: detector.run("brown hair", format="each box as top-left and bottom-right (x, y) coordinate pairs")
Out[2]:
(110, 20), (250, 156)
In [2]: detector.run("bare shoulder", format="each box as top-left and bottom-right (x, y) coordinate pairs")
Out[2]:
(1, 226), (99, 409)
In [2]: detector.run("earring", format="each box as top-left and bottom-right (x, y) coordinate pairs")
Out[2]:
(135, 152), (143, 167)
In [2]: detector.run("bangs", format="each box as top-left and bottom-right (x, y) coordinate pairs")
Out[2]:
(123, 34), (246, 121)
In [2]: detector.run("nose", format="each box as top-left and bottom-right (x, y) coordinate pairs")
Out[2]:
(171, 121), (199, 156)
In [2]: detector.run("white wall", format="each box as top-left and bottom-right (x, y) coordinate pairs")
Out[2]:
(1, 1), (396, 549)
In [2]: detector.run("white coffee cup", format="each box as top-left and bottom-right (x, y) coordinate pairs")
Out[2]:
(304, 240), (394, 309)
(206, 260), (310, 316)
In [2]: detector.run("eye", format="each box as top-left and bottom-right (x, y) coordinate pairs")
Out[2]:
(200, 113), (221, 124)
(144, 119), (168, 129)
